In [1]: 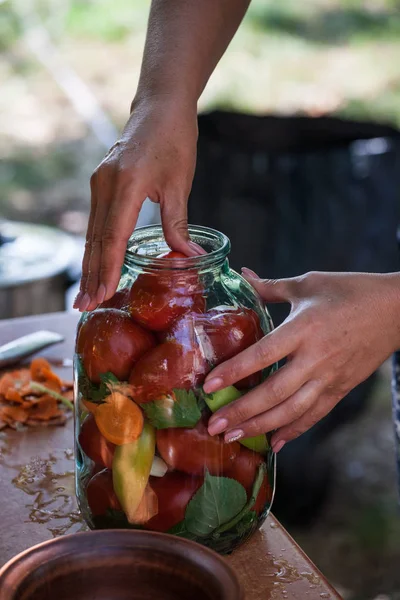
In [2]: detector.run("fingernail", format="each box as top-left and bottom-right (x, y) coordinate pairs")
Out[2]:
(79, 293), (91, 312)
(208, 418), (228, 436)
(272, 440), (286, 453)
(203, 377), (224, 394)
(225, 429), (244, 443)
(241, 267), (259, 279)
(73, 291), (83, 309)
(96, 284), (106, 304)
(188, 241), (207, 256)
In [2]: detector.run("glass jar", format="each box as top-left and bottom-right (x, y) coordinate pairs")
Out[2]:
(74, 225), (276, 554)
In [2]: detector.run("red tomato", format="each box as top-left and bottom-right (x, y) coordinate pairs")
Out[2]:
(99, 287), (130, 310)
(204, 306), (263, 363)
(128, 269), (205, 332)
(203, 306), (264, 388)
(157, 311), (205, 349)
(78, 413), (115, 469)
(129, 341), (209, 404)
(156, 418), (240, 476)
(86, 469), (121, 516)
(146, 471), (203, 532)
(76, 308), (156, 384)
(225, 447), (272, 515)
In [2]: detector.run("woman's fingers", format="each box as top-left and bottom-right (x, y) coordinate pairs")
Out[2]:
(74, 170), (102, 311)
(160, 191), (206, 257)
(203, 321), (300, 394)
(241, 268), (298, 303)
(222, 379), (322, 442)
(85, 170), (117, 310)
(97, 175), (148, 304)
(270, 394), (338, 451)
(75, 98), (200, 310)
(207, 357), (311, 436)
(80, 163), (118, 311)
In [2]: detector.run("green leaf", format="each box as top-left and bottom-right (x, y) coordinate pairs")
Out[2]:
(202, 511), (258, 555)
(76, 358), (119, 404)
(196, 392), (209, 415)
(167, 521), (198, 540)
(235, 510), (258, 535)
(141, 389), (201, 429)
(213, 463), (267, 536)
(185, 471), (247, 538)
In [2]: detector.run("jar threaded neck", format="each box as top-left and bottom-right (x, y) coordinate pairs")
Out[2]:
(124, 224), (230, 271)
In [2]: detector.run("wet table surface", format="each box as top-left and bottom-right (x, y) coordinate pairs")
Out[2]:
(0, 312), (342, 600)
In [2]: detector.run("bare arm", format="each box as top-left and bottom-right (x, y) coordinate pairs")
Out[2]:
(135, 0), (251, 105)
(76, 0), (251, 311)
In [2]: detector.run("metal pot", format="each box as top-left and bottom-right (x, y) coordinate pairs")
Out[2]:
(0, 221), (81, 320)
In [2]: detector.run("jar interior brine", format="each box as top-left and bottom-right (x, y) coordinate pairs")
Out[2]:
(74, 225), (276, 554)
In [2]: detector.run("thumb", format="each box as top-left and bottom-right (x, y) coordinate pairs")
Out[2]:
(241, 267), (295, 303)
(160, 194), (206, 257)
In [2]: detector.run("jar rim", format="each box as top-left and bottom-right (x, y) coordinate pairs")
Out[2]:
(125, 224), (230, 270)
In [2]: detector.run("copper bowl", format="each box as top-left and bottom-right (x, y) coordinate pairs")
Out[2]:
(0, 530), (242, 600)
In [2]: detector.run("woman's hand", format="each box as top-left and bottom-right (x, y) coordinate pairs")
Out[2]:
(74, 95), (203, 312)
(205, 269), (400, 452)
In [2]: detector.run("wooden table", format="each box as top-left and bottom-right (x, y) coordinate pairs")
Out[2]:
(0, 313), (341, 599)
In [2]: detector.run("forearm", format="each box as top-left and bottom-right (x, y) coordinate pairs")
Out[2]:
(384, 272), (400, 350)
(134, 0), (251, 107)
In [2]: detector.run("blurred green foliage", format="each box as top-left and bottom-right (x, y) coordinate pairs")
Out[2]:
(3, 0), (400, 125)
(2, 0), (400, 226)
(66, 0), (149, 41)
(0, 2), (20, 51)
(247, 0), (400, 44)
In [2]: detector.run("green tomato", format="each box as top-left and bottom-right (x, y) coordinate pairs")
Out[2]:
(203, 386), (269, 454)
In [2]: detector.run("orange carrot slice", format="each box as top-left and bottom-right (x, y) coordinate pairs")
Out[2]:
(82, 398), (99, 414)
(0, 373), (14, 396)
(94, 392), (144, 445)
(39, 378), (62, 393)
(42, 370), (63, 390)
(5, 388), (25, 404)
(0, 405), (28, 423)
(62, 380), (74, 390)
(0, 370), (31, 395)
(0, 358), (72, 431)
(30, 357), (52, 380)
(26, 415), (67, 427)
(30, 358), (62, 388)
(63, 389), (74, 403)
(29, 395), (62, 420)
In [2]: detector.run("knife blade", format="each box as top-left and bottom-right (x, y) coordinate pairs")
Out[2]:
(0, 330), (65, 369)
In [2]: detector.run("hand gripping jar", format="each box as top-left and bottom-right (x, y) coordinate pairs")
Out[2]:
(74, 225), (276, 554)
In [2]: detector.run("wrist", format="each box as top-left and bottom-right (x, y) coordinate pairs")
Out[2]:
(131, 87), (198, 116)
